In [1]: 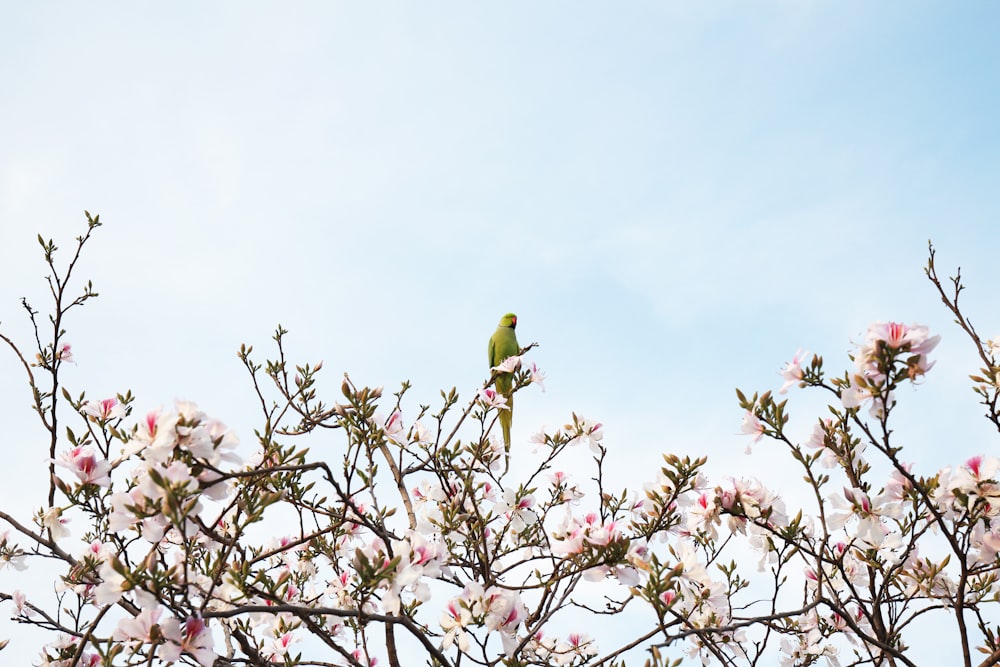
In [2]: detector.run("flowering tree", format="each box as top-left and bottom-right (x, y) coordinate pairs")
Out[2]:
(2, 215), (1000, 667)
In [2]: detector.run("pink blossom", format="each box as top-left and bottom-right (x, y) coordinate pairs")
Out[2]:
(873, 322), (909, 348)
(717, 477), (788, 529)
(686, 490), (721, 539)
(494, 489), (539, 535)
(410, 420), (434, 446)
(550, 511), (622, 557)
(54, 446), (111, 487)
(988, 335), (1000, 357)
(129, 408), (179, 462)
(82, 397), (125, 422)
(827, 487), (901, 547)
(779, 625), (838, 666)
(137, 460), (197, 503)
(266, 632), (299, 660)
(177, 411), (240, 467)
(935, 455), (1000, 517)
(383, 531), (442, 614)
(551, 522), (585, 555)
(840, 381), (873, 410)
(778, 349), (808, 394)
(113, 599), (165, 643)
(584, 516), (618, 547)
(440, 599), (471, 651)
(884, 463), (914, 500)
(476, 586), (527, 630)
(964, 455), (1000, 482)
(550, 471), (584, 502)
(56, 342), (75, 364)
(350, 648), (378, 667)
(492, 355), (522, 373)
(160, 616), (215, 666)
(40, 507), (70, 541)
(481, 480), (499, 503)
(740, 410), (765, 452)
(11, 589), (29, 618)
(970, 522), (1000, 564)
(867, 321), (939, 355)
(529, 362), (546, 391)
(383, 410), (406, 444)
(553, 632), (598, 664)
(0, 530), (26, 572)
(93, 559), (128, 605)
(568, 416), (604, 452)
(855, 321), (940, 383)
(804, 418), (845, 468)
(478, 387), (509, 410)
(529, 429), (550, 452)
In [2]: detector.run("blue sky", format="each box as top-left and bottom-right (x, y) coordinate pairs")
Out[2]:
(1, 3), (999, 663)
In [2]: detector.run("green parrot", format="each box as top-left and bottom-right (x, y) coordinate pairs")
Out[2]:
(488, 312), (520, 456)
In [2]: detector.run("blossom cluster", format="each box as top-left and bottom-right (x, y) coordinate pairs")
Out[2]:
(6, 230), (1000, 667)
(29, 399), (244, 666)
(841, 321), (940, 415)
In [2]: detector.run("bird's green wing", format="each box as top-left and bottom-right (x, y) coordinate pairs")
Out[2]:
(488, 314), (520, 466)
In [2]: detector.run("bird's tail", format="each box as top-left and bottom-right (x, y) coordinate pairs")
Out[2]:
(500, 392), (513, 473)
(500, 393), (513, 453)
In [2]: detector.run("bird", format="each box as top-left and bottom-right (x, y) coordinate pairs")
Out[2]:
(488, 312), (520, 458)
